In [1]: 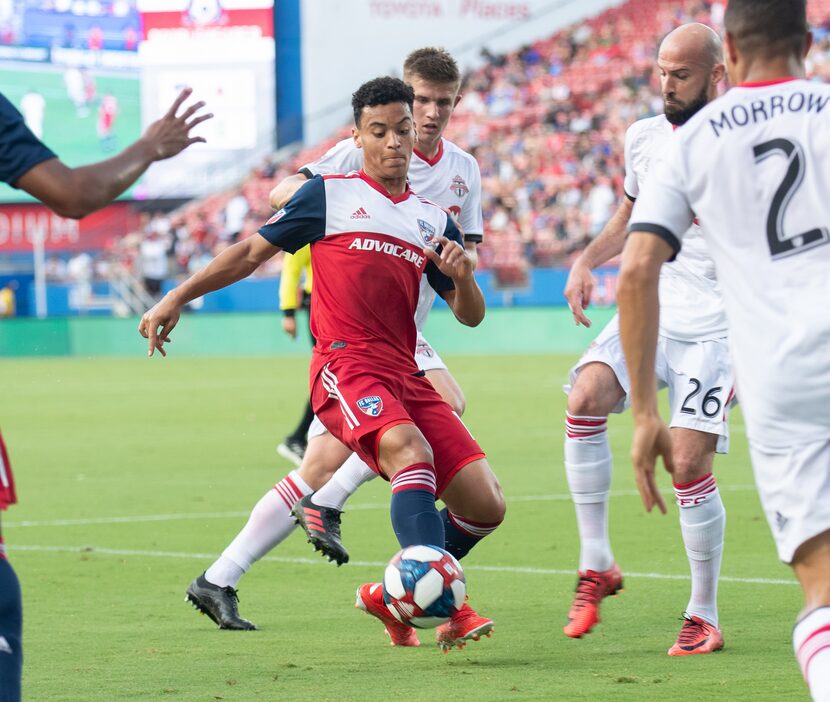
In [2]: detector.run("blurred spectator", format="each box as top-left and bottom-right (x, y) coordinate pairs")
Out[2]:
(139, 230), (168, 299)
(222, 189), (249, 243)
(0, 281), (16, 317)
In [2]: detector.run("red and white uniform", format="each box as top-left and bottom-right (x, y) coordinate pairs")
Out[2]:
(302, 137), (483, 371)
(629, 78), (830, 562)
(259, 171), (484, 493)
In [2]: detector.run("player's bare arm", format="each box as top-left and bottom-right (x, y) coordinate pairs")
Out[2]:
(16, 88), (212, 220)
(269, 173), (308, 211)
(617, 231), (677, 515)
(564, 197), (634, 327)
(139, 235), (280, 357)
(425, 235), (484, 326)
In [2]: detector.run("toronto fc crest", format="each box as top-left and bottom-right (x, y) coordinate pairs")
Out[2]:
(450, 175), (469, 198)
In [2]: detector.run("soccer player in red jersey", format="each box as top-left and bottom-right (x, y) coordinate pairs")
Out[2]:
(184, 50), (489, 640)
(140, 77), (505, 652)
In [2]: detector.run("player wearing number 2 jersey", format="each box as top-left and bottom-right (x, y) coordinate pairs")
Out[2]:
(562, 24), (732, 655)
(620, 1), (830, 698)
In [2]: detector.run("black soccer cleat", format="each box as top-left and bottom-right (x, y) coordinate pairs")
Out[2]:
(291, 494), (350, 566)
(185, 573), (257, 630)
(276, 437), (305, 467)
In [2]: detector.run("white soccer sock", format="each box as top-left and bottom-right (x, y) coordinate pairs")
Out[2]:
(674, 473), (725, 628)
(564, 414), (614, 573)
(204, 470), (312, 588)
(794, 606), (830, 701)
(312, 452), (377, 510)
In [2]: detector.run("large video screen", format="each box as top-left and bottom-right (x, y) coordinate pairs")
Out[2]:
(0, 0), (275, 204)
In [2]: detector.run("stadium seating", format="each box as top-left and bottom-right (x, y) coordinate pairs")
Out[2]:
(88, 0), (829, 291)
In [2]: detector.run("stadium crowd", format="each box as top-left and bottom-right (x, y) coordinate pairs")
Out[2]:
(56, 0), (828, 292)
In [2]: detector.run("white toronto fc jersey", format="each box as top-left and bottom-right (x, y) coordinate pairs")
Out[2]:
(630, 78), (830, 448)
(624, 114), (727, 341)
(303, 137), (483, 331)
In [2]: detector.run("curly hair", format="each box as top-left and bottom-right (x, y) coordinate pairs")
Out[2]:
(352, 76), (415, 126)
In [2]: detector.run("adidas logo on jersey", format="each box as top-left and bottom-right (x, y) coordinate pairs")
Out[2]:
(350, 207), (370, 220)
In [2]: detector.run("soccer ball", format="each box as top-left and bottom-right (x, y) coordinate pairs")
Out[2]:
(382, 545), (466, 629)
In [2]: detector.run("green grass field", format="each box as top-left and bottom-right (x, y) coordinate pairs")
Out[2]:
(0, 65), (140, 203)
(0, 355), (806, 701)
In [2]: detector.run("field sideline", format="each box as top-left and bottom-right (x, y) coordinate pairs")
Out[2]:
(1, 355), (805, 700)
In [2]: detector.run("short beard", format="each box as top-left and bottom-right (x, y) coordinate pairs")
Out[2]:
(664, 84), (709, 126)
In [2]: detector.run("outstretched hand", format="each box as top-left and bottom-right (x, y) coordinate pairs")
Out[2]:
(630, 413), (674, 514)
(142, 87), (213, 161)
(138, 296), (182, 357)
(423, 236), (474, 282)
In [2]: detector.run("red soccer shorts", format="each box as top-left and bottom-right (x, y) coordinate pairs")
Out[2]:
(311, 357), (485, 497)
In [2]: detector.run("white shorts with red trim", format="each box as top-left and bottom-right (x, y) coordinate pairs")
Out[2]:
(414, 333), (447, 373)
(307, 415), (328, 441)
(568, 314), (736, 453)
(749, 438), (830, 563)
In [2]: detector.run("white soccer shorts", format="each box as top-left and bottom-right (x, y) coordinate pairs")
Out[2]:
(749, 438), (830, 563)
(568, 315), (735, 453)
(414, 333), (448, 373)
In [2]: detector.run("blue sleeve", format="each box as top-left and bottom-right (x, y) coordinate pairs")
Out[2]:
(0, 93), (57, 186)
(425, 214), (464, 295)
(258, 175), (326, 253)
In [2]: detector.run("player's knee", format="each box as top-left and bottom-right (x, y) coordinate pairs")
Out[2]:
(670, 454), (712, 486)
(567, 384), (610, 419)
(381, 428), (434, 470)
(471, 477), (507, 524)
(489, 488), (507, 524)
(447, 391), (466, 417)
(801, 574), (830, 612)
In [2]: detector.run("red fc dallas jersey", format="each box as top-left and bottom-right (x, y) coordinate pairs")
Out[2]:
(258, 171), (462, 377)
(0, 429), (17, 510)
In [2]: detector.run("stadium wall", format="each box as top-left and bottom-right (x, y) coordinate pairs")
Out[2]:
(27, 267), (621, 317)
(0, 306), (615, 358)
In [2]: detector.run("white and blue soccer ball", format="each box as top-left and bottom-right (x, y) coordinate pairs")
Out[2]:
(382, 545), (466, 628)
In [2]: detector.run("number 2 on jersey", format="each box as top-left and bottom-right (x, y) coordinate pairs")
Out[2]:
(753, 138), (830, 260)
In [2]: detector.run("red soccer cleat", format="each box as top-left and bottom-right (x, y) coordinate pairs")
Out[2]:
(436, 602), (494, 653)
(355, 583), (420, 647)
(667, 614), (724, 656)
(563, 563), (623, 638)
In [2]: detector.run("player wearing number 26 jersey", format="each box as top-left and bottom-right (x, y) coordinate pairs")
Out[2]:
(620, 2), (830, 697)
(629, 76), (830, 560)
